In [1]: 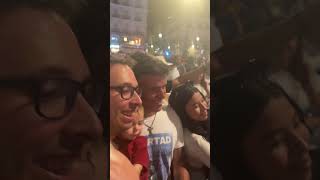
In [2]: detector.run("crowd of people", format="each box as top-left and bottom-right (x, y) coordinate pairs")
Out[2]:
(109, 52), (210, 180)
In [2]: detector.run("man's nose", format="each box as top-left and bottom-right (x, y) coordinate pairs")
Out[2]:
(61, 94), (103, 150)
(131, 91), (142, 105)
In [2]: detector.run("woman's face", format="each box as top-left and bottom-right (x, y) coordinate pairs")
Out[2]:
(243, 97), (312, 180)
(185, 92), (208, 121)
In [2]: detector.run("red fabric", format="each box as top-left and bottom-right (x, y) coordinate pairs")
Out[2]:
(117, 136), (149, 180)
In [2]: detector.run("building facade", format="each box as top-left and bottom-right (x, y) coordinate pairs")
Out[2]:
(110, 0), (148, 53)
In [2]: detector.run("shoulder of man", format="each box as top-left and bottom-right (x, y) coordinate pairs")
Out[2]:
(110, 144), (139, 180)
(164, 106), (185, 139)
(163, 106), (183, 125)
(163, 105), (180, 119)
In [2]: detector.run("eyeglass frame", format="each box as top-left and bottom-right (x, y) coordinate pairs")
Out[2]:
(0, 77), (104, 120)
(110, 84), (142, 100)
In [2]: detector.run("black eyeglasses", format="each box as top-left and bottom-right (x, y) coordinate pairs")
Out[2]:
(110, 85), (142, 100)
(0, 78), (104, 120)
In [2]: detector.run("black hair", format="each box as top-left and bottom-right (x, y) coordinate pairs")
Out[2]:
(110, 53), (136, 67)
(131, 53), (169, 80)
(213, 69), (308, 180)
(169, 82), (210, 141)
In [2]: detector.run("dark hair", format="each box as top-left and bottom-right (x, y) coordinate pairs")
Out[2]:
(0, 0), (87, 23)
(169, 82), (210, 140)
(132, 53), (169, 80)
(110, 53), (136, 67)
(213, 69), (307, 180)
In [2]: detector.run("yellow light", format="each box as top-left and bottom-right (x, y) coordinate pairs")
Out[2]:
(123, 37), (128, 42)
(196, 37), (200, 41)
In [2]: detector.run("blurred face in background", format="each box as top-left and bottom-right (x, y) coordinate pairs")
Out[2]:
(243, 97), (311, 180)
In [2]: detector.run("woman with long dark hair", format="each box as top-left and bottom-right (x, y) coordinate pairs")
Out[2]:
(213, 70), (313, 180)
(169, 82), (210, 179)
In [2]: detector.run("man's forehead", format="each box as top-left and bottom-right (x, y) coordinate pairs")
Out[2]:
(0, 8), (89, 80)
(110, 64), (138, 86)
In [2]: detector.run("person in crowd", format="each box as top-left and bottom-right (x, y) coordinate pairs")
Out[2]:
(169, 82), (210, 180)
(174, 64), (210, 96)
(266, 33), (320, 140)
(132, 53), (189, 180)
(110, 54), (141, 180)
(0, 1), (105, 179)
(192, 71), (210, 100)
(213, 70), (313, 180)
(114, 105), (149, 180)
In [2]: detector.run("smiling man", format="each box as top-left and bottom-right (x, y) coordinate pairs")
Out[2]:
(132, 53), (188, 180)
(109, 54), (141, 180)
(0, 1), (104, 180)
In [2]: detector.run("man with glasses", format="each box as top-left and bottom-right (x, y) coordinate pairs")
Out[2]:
(0, 1), (104, 180)
(132, 54), (188, 180)
(110, 54), (141, 180)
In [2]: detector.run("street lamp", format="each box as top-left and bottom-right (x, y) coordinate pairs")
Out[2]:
(151, 44), (154, 48)
(168, 45), (170, 49)
(196, 36), (200, 42)
(158, 33), (162, 38)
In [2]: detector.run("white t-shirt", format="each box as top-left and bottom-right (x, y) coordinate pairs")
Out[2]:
(183, 129), (210, 168)
(141, 106), (184, 180)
